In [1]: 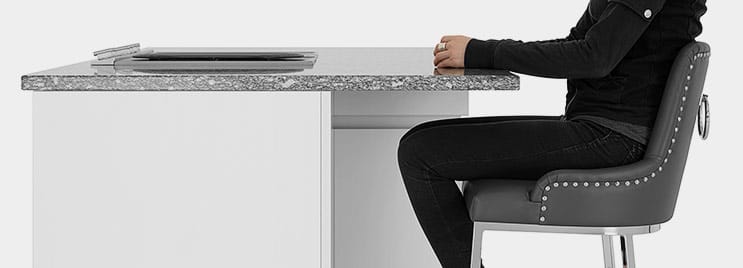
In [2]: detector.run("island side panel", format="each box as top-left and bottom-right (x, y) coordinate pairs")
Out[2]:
(320, 92), (332, 268)
(33, 91), (324, 268)
(331, 91), (467, 268)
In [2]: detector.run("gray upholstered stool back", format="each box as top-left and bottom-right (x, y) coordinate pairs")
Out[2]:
(529, 42), (711, 226)
(640, 41), (711, 222)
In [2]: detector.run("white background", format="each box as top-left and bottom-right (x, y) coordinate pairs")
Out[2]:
(1, 0), (741, 267)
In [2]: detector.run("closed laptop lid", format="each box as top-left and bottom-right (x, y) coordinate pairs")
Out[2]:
(132, 48), (314, 61)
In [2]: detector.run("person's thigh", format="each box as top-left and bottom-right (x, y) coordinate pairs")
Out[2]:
(397, 118), (642, 181)
(399, 115), (561, 143)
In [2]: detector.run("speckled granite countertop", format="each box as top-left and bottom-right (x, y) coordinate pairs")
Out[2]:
(21, 48), (518, 91)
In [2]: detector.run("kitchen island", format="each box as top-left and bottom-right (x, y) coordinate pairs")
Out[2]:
(22, 47), (518, 268)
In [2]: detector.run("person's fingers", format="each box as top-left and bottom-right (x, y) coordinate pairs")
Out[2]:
(434, 42), (449, 56)
(433, 44), (445, 56)
(436, 58), (452, 68)
(440, 35), (457, 42)
(436, 57), (457, 68)
(433, 51), (449, 66)
(433, 51), (451, 66)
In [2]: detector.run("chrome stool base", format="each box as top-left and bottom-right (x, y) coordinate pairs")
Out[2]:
(470, 222), (661, 268)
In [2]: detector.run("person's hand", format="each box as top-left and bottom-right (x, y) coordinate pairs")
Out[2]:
(433, 35), (472, 68)
(433, 68), (464, 76)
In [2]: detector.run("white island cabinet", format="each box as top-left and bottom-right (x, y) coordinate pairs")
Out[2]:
(23, 48), (518, 268)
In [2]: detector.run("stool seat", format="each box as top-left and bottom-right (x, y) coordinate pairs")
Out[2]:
(463, 179), (540, 224)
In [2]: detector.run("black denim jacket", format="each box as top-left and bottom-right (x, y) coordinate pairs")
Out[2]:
(465, 0), (707, 131)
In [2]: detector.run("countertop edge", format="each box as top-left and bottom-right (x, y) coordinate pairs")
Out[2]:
(22, 74), (520, 91)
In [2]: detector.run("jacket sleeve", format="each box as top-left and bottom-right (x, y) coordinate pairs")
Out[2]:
(464, 0), (666, 79)
(534, 5), (593, 44)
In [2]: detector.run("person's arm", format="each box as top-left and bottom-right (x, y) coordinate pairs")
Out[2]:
(464, 0), (665, 79)
(534, 5), (593, 44)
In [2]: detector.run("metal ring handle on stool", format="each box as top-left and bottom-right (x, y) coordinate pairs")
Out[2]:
(697, 94), (710, 140)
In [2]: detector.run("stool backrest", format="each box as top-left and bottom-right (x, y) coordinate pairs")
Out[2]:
(643, 41), (710, 217)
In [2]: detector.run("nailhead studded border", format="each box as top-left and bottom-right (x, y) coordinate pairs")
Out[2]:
(537, 51), (711, 224)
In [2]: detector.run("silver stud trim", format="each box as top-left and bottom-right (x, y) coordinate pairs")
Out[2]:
(542, 196), (548, 201)
(563, 182), (568, 187)
(625, 181), (631, 186)
(539, 216), (545, 222)
(584, 182), (589, 187)
(595, 182), (601, 187)
(541, 206), (547, 211)
(545, 186), (551, 191)
(553, 182), (559, 187)
(572, 182), (578, 187)
(635, 179), (640, 185)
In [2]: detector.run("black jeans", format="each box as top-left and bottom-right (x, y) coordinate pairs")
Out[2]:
(396, 116), (645, 268)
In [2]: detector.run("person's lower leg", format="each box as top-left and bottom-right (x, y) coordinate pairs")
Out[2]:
(400, 165), (475, 268)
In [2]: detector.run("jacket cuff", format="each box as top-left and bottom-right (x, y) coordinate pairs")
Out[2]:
(464, 38), (498, 68)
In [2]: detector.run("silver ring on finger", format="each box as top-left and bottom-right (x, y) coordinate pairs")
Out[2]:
(436, 42), (447, 52)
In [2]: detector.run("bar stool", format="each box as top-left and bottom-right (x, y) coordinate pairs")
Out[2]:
(463, 41), (711, 268)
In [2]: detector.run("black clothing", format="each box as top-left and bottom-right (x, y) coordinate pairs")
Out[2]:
(398, 116), (645, 268)
(571, 114), (650, 144)
(464, 0), (707, 143)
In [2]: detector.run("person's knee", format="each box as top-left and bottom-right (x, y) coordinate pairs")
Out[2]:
(398, 127), (437, 173)
(398, 136), (437, 185)
(397, 129), (457, 184)
(400, 122), (429, 144)
(400, 118), (452, 143)
(397, 134), (420, 169)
